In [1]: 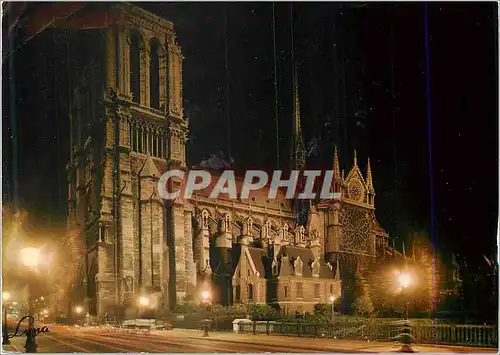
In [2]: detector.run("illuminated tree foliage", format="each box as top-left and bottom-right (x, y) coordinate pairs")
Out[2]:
(2, 205), (29, 283)
(360, 237), (442, 317)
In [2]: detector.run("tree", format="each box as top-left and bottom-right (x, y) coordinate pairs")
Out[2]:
(353, 295), (374, 317)
(361, 235), (442, 318)
(248, 304), (276, 320)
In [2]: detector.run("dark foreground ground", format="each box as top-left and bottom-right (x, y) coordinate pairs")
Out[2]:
(2, 323), (498, 353)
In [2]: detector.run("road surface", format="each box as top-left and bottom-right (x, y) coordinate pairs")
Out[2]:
(2, 324), (498, 353)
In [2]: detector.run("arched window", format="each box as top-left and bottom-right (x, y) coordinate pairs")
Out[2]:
(150, 38), (160, 109)
(153, 132), (158, 157)
(131, 123), (137, 151)
(165, 46), (169, 109)
(137, 126), (143, 153)
(235, 285), (241, 301)
(247, 284), (254, 300)
(130, 30), (141, 104)
(272, 259), (278, 275)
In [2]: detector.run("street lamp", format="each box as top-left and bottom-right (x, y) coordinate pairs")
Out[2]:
(329, 295), (337, 338)
(3, 292), (11, 345)
(396, 271), (412, 320)
(329, 295), (336, 321)
(21, 247), (41, 353)
(395, 271), (415, 352)
(398, 272), (412, 290)
(201, 291), (210, 304)
(201, 290), (211, 337)
(137, 296), (152, 319)
(138, 296), (150, 307)
(21, 248), (41, 269)
(75, 306), (83, 315)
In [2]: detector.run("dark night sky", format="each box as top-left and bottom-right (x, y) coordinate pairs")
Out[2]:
(3, 2), (498, 265)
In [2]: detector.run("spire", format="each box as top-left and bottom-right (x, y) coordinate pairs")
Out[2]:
(290, 63), (306, 171)
(353, 149), (357, 167)
(366, 157), (374, 192)
(333, 145), (340, 179)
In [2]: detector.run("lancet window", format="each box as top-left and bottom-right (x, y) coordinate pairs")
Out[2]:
(129, 120), (168, 159)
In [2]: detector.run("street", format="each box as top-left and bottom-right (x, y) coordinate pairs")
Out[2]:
(2, 324), (498, 353)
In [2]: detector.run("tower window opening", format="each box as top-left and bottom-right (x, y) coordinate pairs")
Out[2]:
(130, 31), (141, 104)
(150, 39), (160, 109)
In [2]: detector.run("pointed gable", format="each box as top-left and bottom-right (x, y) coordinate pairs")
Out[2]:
(139, 157), (160, 178)
(246, 246), (267, 278)
(279, 254), (293, 276)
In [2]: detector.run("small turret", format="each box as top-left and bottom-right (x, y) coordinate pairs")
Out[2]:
(366, 158), (374, 193)
(333, 145), (340, 180)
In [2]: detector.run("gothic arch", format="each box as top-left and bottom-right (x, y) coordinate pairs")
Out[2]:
(129, 29), (144, 104)
(149, 37), (162, 109)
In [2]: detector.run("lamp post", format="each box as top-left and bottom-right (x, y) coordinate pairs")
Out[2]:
(138, 296), (150, 308)
(397, 271), (412, 320)
(201, 291), (211, 337)
(395, 270), (415, 353)
(137, 296), (151, 319)
(75, 306), (83, 315)
(21, 247), (41, 353)
(74, 306), (83, 326)
(329, 295), (336, 338)
(329, 295), (336, 322)
(3, 292), (11, 345)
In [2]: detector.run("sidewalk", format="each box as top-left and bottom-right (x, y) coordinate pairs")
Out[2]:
(2, 341), (24, 353)
(157, 329), (498, 353)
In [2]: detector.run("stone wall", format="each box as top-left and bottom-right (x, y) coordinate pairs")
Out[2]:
(274, 277), (341, 315)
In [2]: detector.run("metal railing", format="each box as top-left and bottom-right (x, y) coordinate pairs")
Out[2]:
(236, 320), (498, 348)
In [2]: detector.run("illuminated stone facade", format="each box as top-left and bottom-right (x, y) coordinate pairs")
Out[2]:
(65, 3), (390, 318)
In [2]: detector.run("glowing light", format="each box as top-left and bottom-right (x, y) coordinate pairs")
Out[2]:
(139, 296), (150, 307)
(21, 247), (40, 268)
(40, 296), (44, 301)
(2, 292), (10, 302)
(398, 272), (412, 289)
(329, 295), (336, 303)
(75, 306), (83, 314)
(201, 291), (211, 301)
(43, 309), (48, 315)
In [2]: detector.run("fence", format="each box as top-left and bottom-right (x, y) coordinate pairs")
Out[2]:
(171, 315), (234, 332)
(236, 320), (498, 348)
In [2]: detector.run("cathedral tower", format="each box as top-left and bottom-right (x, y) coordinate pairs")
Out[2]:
(65, 3), (190, 318)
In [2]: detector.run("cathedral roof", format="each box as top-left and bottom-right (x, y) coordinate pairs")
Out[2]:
(275, 246), (335, 279)
(188, 169), (294, 212)
(247, 247), (267, 277)
(319, 261), (335, 278)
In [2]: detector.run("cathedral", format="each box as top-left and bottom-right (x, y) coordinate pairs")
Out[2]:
(61, 3), (390, 318)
